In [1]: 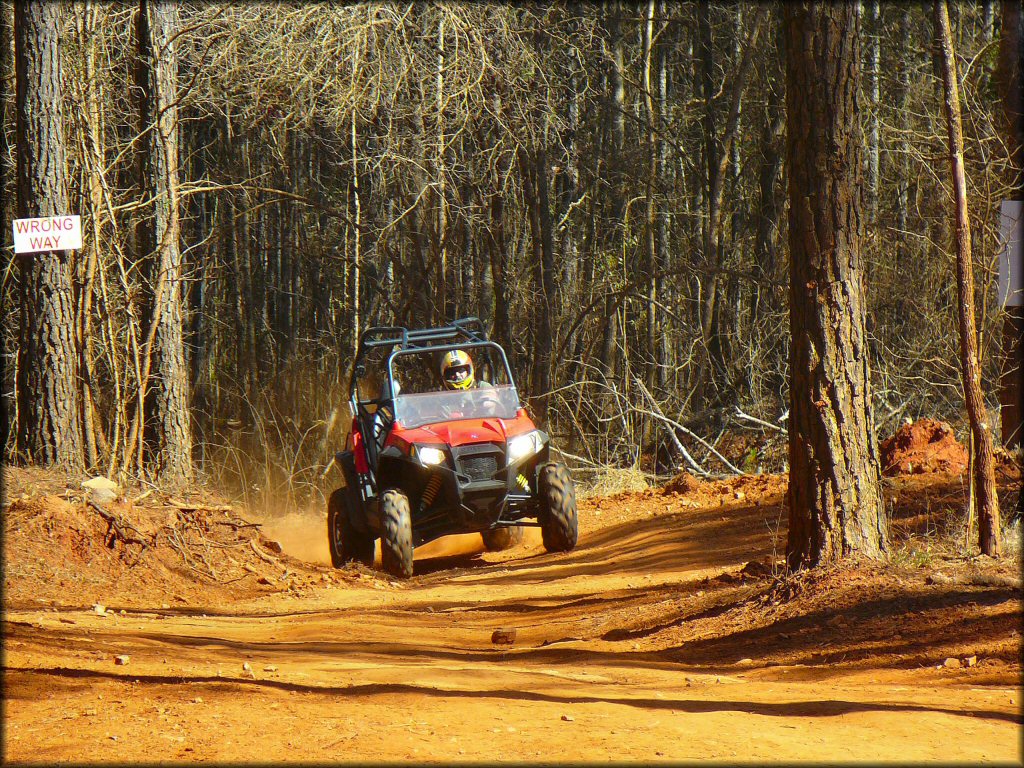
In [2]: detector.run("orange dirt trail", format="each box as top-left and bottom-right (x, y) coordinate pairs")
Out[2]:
(3, 471), (1020, 763)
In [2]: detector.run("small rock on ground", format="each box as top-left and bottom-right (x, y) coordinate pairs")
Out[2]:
(491, 628), (516, 645)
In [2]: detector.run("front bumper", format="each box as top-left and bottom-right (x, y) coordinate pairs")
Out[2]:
(377, 438), (550, 547)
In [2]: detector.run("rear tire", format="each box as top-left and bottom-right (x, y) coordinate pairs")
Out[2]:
(328, 488), (375, 568)
(538, 463), (578, 552)
(481, 526), (524, 552)
(380, 489), (414, 578)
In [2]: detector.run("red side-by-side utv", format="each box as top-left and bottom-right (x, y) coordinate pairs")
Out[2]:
(328, 317), (578, 578)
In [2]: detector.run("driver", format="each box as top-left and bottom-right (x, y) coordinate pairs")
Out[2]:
(440, 349), (490, 391)
(440, 349), (500, 416)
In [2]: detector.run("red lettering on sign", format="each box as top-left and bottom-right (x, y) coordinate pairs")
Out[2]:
(28, 235), (61, 250)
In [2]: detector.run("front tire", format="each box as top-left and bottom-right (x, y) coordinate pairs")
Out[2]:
(538, 463), (578, 553)
(481, 526), (524, 552)
(328, 488), (375, 568)
(380, 489), (414, 578)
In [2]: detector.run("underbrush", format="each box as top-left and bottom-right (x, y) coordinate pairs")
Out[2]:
(997, 517), (1021, 562)
(575, 465), (652, 499)
(888, 510), (1023, 570)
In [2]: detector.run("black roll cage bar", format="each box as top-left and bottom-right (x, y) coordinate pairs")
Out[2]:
(348, 317), (515, 405)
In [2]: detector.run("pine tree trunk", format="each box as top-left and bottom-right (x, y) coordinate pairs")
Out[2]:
(894, 6), (911, 270)
(78, 1), (108, 472)
(536, 148), (556, 415)
(487, 186), (512, 359)
(14, 0), (84, 470)
(784, 1), (887, 571)
(866, 0), (880, 219)
(697, 0), (718, 369)
(643, 0), (659, 392)
(754, 49), (784, 319)
(655, 1), (669, 392)
(935, 0), (1001, 556)
(1, 3), (11, 458)
(519, 146), (554, 419)
(136, 0), (193, 484)
(697, 5), (764, 400)
(997, 0), (1023, 452)
(600, 0), (625, 382)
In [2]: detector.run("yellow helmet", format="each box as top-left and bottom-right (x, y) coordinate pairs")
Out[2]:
(440, 349), (474, 390)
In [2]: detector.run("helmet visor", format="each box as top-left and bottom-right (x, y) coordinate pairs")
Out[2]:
(444, 364), (472, 383)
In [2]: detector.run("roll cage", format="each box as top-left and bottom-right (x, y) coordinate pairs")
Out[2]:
(347, 317), (518, 471)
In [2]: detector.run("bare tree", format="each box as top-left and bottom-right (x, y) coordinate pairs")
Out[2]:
(935, 0), (1001, 555)
(783, 2), (887, 570)
(14, 0), (83, 470)
(997, 0), (1023, 452)
(865, 0), (880, 218)
(135, 0), (193, 484)
(0, 4), (10, 457)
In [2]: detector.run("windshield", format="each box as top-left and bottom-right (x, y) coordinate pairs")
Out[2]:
(394, 385), (520, 429)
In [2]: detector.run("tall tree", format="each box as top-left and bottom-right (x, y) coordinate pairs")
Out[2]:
(997, 0), (1023, 452)
(865, 0), (880, 218)
(599, 0), (626, 381)
(1, 3), (9, 460)
(753, 17), (785, 322)
(519, 143), (555, 419)
(14, 0), (83, 470)
(696, 5), (764, 399)
(935, 0), (1001, 555)
(135, 0), (193, 483)
(893, 4), (912, 270)
(1, 4), (8, 293)
(783, 2), (887, 570)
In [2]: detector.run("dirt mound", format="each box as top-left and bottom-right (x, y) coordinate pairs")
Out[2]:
(880, 418), (968, 476)
(2, 489), (340, 610)
(994, 447), (1022, 481)
(724, 472), (789, 499)
(662, 470), (711, 495)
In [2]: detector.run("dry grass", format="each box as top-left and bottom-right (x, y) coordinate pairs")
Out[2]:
(888, 505), (1022, 571)
(1000, 517), (1021, 564)
(575, 465), (652, 499)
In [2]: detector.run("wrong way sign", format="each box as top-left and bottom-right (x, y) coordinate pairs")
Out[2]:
(12, 215), (82, 254)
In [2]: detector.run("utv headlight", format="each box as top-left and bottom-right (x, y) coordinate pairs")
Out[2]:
(416, 446), (446, 467)
(507, 430), (543, 465)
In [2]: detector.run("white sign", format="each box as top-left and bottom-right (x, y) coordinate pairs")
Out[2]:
(12, 215), (82, 254)
(999, 200), (1023, 307)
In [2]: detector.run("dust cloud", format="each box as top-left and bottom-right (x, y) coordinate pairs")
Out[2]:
(256, 507), (526, 567)
(257, 509), (332, 566)
(415, 533), (486, 559)
(254, 509), (488, 567)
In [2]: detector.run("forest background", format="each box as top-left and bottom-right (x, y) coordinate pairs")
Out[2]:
(1, 1), (1019, 514)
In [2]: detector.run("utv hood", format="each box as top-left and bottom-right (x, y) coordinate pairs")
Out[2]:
(393, 409), (536, 447)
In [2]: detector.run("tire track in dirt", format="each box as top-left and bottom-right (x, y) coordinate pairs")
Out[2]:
(3, 470), (1021, 762)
